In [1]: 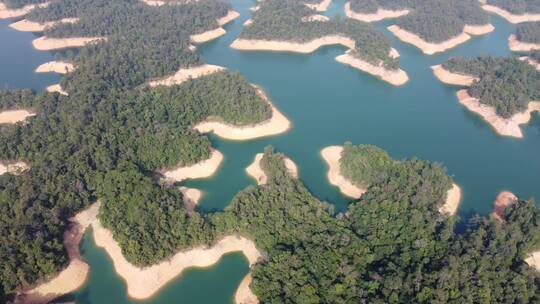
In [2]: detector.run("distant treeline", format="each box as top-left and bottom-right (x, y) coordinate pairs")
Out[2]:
(349, 0), (489, 43)
(240, 0), (400, 69)
(443, 56), (540, 118)
(516, 22), (540, 44)
(487, 0), (540, 14)
(1, 0), (45, 8)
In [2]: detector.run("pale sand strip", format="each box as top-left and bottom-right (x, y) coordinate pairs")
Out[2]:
(35, 61), (75, 74)
(344, 2), (409, 22)
(179, 186), (202, 211)
(244, 18), (253, 26)
(250, 5), (259, 12)
(492, 191), (518, 222)
(16, 203), (98, 304)
(431, 64), (478, 86)
(194, 87), (290, 140)
(457, 90), (540, 138)
(190, 10), (239, 44)
(0, 2), (49, 19)
(388, 25), (471, 55)
(509, 34), (540, 52)
(230, 35), (355, 53)
(140, 0), (167, 6)
(464, 23), (495, 36)
(148, 64), (224, 86)
(438, 183), (462, 216)
(161, 149), (223, 182)
(321, 146), (366, 199)
(520, 56), (540, 70)
(235, 274), (259, 304)
(335, 51), (409, 86)
(0, 161), (29, 175)
(32, 36), (106, 51)
(0, 109), (35, 124)
(9, 18), (79, 32)
(46, 84), (68, 96)
(246, 153), (298, 185)
(301, 14), (329, 22)
(305, 0), (332, 12)
(482, 4), (540, 24)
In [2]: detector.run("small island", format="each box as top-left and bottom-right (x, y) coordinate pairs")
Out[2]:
(246, 149), (298, 185)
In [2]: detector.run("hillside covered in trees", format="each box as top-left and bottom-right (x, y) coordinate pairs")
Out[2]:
(443, 56), (540, 118)
(487, 0), (540, 14)
(349, 0), (489, 43)
(239, 0), (400, 69)
(516, 22), (540, 43)
(1, 0), (46, 8)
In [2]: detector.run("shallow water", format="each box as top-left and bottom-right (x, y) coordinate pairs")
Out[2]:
(1, 0), (540, 302)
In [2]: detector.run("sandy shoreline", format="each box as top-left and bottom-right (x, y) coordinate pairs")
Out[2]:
(482, 4), (540, 23)
(492, 191), (518, 222)
(161, 149), (223, 182)
(230, 35), (355, 53)
(194, 87), (290, 140)
(46, 84), (68, 95)
(431, 64), (478, 86)
(321, 146), (366, 199)
(305, 0), (332, 12)
(0, 161), (29, 175)
(246, 153), (298, 185)
(179, 186), (202, 211)
(0, 2), (49, 19)
(388, 25), (474, 55)
(457, 90), (540, 138)
(235, 274), (259, 304)
(9, 18), (79, 32)
(336, 51), (409, 86)
(301, 14), (329, 22)
(149, 64), (224, 86)
(508, 34), (540, 52)
(0, 109), (36, 124)
(35, 61), (75, 74)
(344, 2), (409, 22)
(521, 56), (540, 70)
(190, 10), (239, 44)
(32, 36), (106, 51)
(438, 184), (462, 216)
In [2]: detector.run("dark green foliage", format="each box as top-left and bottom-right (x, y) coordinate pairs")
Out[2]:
(531, 49), (540, 61)
(487, 0), (540, 14)
(516, 22), (540, 44)
(240, 0), (400, 69)
(340, 142), (393, 187)
(349, 0), (418, 13)
(443, 56), (540, 118)
(1, 0), (45, 9)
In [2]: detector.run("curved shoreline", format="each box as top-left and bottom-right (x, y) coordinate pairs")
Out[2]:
(46, 84), (68, 96)
(190, 10), (239, 44)
(0, 2), (49, 19)
(35, 61), (75, 74)
(194, 87), (291, 140)
(438, 183), (462, 216)
(0, 109), (36, 124)
(179, 186), (202, 211)
(431, 65), (478, 86)
(508, 34), (540, 52)
(246, 153), (298, 185)
(344, 2), (409, 22)
(492, 191), (518, 222)
(301, 14), (329, 22)
(148, 64), (224, 86)
(0, 161), (29, 175)
(235, 274), (259, 304)
(305, 0), (332, 12)
(32, 36), (106, 51)
(388, 24), (493, 55)
(457, 90), (540, 138)
(520, 56), (540, 70)
(230, 36), (355, 53)
(161, 148), (223, 182)
(336, 51), (409, 86)
(320, 146), (366, 199)
(9, 18), (79, 32)
(481, 4), (540, 24)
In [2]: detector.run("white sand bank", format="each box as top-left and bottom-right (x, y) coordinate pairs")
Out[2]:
(161, 149), (223, 182)
(438, 184), (462, 216)
(482, 4), (540, 23)
(344, 2), (409, 22)
(0, 2), (49, 19)
(305, 0), (332, 12)
(15, 203), (99, 304)
(35, 61), (75, 74)
(230, 35), (355, 53)
(520, 56), (540, 70)
(388, 25), (472, 55)
(217, 10), (240, 26)
(190, 10), (239, 44)
(246, 153), (298, 185)
(321, 146), (366, 199)
(179, 186), (202, 211)
(235, 274), (259, 304)
(492, 191), (518, 222)
(244, 18), (253, 26)
(194, 87), (290, 140)
(457, 90), (540, 138)
(148, 64), (224, 86)
(9, 17), (78, 32)
(46, 84), (68, 95)
(0, 161), (29, 175)
(0, 109), (35, 124)
(32, 36), (106, 51)
(509, 34), (540, 52)
(301, 14), (329, 22)
(336, 51), (409, 86)
(463, 23), (495, 36)
(431, 64), (478, 86)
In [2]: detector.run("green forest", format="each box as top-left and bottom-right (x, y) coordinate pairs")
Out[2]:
(516, 22), (540, 44)
(487, 0), (540, 14)
(1, 0), (45, 8)
(239, 0), (400, 69)
(443, 56), (540, 118)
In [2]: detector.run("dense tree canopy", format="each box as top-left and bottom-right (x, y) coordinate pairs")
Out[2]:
(516, 22), (540, 44)
(1, 0), (45, 9)
(487, 0), (540, 14)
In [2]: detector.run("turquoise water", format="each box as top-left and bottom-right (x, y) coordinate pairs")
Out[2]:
(1, 0), (540, 302)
